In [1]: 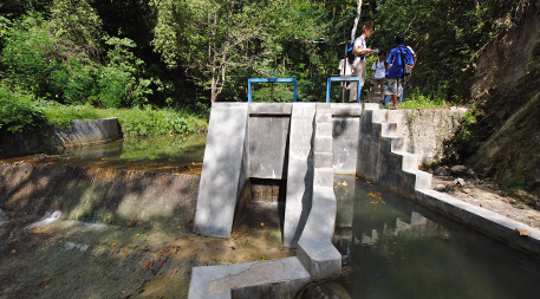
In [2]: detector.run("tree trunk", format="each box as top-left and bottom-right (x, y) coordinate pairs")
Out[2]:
(351, 0), (363, 41)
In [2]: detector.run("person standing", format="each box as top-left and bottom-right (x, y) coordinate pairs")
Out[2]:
(371, 52), (386, 103)
(350, 22), (375, 102)
(384, 34), (415, 108)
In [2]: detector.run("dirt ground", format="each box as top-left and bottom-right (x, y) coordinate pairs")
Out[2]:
(0, 212), (289, 299)
(432, 176), (540, 229)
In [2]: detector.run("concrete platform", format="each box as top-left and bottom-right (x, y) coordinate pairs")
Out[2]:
(188, 257), (310, 299)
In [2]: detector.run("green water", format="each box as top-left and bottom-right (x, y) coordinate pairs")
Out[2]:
(334, 176), (540, 299)
(56, 134), (206, 172)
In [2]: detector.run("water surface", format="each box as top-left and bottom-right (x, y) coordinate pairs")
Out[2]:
(3, 134), (206, 173)
(334, 175), (540, 299)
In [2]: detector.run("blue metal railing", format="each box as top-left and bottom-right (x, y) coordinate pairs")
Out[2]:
(247, 77), (299, 103)
(325, 76), (363, 104)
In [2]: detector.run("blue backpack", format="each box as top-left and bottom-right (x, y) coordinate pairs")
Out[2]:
(346, 41), (355, 64)
(398, 46), (415, 76)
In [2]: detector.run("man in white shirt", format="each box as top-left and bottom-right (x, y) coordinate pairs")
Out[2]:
(350, 22), (375, 102)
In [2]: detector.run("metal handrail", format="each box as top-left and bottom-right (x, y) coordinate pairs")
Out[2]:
(247, 77), (299, 103)
(325, 76), (363, 104)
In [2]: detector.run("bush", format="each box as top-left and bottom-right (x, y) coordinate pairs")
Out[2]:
(49, 58), (99, 104)
(36, 101), (206, 137)
(1, 14), (56, 95)
(94, 37), (153, 108)
(399, 92), (448, 109)
(0, 85), (45, 134)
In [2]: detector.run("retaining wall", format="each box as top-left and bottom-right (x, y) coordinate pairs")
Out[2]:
(0, 118), (123, 158)
(357, 107), (540, 255)
(0, 161), (198, 229)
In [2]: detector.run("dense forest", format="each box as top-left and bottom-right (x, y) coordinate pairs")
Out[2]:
(0, 0), (532, 140)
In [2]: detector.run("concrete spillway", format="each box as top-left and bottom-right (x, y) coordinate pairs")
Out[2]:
(190, 103), (357, 299)
(189, 102), (540, 299)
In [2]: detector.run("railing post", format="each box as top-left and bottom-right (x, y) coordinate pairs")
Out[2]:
(325, 76), (363, 104)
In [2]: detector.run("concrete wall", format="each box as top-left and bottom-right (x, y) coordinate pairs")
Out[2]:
(385, 108), (467, 165)
(0, 161), (199, 229)
(0, 118), (123, 158)
(194, 103), (249, 238)
(356, 106), (540, 255)
(247, 116), (290, 180)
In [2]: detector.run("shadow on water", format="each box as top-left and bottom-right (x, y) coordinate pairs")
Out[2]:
(333, 175), (540, 299)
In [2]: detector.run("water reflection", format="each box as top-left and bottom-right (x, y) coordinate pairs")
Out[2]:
(359, 211), (450, 246)
(334, 176), (540, 299)
(12, 135), (207, 173)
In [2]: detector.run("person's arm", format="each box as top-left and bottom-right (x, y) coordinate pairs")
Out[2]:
(352, 36), (373, 57)
(386, 51), (395, 69)
(353, 44), (373, 56)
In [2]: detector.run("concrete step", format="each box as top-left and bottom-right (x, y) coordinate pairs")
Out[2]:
(392, 151), (419, 171)
(189, 257), (311, 299)
(381, 123), (399, 138)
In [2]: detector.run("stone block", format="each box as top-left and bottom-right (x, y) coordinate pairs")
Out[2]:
(297, 239), (342, 280)
(188, 257), (311, 299)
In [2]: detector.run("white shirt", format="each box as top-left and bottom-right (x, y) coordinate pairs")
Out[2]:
(353, 34), (367, 64)
(372, 60), (386, 79)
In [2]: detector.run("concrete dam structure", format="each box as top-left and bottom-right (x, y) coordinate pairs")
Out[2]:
(189, 102), (540, 299)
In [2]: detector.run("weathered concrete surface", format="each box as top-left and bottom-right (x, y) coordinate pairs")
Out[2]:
(415, 188), (540, 255)
(297, 105), (341, 280)
(54, 118), (123, 148)
(189, 103), (342, 299)
(333, 117), (360, 175)
(248, 103), (293, 115)
(385, 109), (467, 165)
(0, 118), (123, 158)
(188, 257), (310, 299)
(0, 161), (199, 228)
(248, 116), (290, 179)
(194, 103), (249, 238)
(284, 104), (316, 247)
(357, 105), (540, 255)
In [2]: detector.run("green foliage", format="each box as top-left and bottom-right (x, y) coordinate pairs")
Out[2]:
(399, 92), (447, 109)
(1, 14), (56, 94)
(50, 0), (104, 58)
(0, 85), (45, 134)
(0, 0), (525, 109)
(95, 37), (153, 108)
(37, 101), (206, 137)
(371, 0), (522, 101)
(49, 58), (99, 104)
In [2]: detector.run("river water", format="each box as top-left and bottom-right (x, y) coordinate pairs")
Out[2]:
(3, 134), (206, 173)
(334, 175), (540, 299)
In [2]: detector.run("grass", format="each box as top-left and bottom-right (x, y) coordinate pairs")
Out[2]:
(36, 101), (207, 137)
(399, 93), (448, 109)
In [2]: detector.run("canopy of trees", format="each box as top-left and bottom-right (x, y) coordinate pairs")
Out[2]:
(0, 0), (527, 108)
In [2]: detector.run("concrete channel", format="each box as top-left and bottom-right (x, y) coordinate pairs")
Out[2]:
(189, 102), (540, 299)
